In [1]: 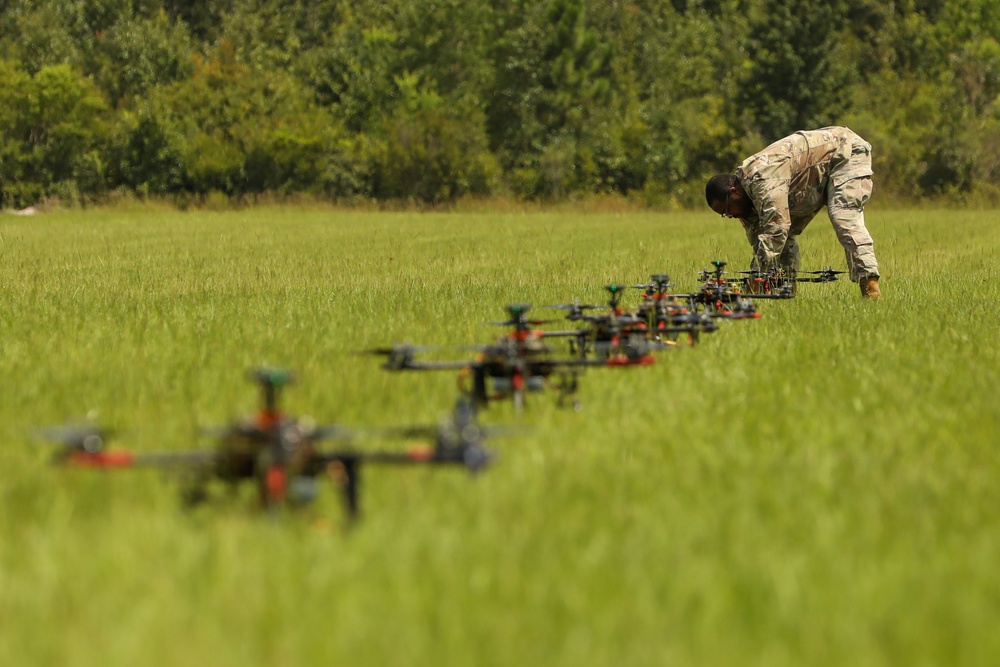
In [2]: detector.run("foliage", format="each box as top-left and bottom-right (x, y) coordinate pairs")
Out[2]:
(3, 0), (1000, 204)
(0, 61), (109, 207)
(84, 8), (194, 107)
(372, 77), (499, 203)
(106, 47), (360, 198)
(736, 0), (857, 139)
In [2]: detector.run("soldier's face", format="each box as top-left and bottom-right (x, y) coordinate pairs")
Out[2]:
(712, 186), (738, 218)
(713, 186), (749, 219)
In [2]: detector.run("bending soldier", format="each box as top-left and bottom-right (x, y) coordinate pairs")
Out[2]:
(705, 126), (881, 299)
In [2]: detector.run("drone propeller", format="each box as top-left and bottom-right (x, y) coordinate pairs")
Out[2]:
(362, 344), (443, 371)
(543, 301), (604, 321)
(545, 301), (603, 311)
(487, 317), (561, 327)
(36, 423), (215, 469)
(488, 302), (564, 328)
(633, 273), (673, 291)
(796, 268), (846, 283)
(799, 267), (846, 275)
(35, 424), (111, 454)
(362, 343), (439, 356)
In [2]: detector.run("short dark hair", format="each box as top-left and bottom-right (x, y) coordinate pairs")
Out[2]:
(705, 174), (736, 206)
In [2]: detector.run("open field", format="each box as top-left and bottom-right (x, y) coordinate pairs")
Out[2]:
(0, 205), (998, 667)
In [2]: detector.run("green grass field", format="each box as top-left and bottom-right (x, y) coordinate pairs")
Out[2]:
(1, 205), (998, 667)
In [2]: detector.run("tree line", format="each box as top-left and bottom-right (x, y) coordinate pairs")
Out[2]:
(1, 0), (998, 208)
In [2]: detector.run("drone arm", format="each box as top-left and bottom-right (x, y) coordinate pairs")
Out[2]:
(62, 449), (216, 469)
(399, 360), (474, 372)
(742, 180), (792, 269)
(317, 442), (483, 521)
(541, 329), (591, 338)
(64, 450), (137, 468)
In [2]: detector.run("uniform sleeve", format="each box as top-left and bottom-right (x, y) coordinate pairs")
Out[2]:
(746, 180), (792, 269)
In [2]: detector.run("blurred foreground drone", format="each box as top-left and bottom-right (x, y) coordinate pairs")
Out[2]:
(38, 368), (493, 522)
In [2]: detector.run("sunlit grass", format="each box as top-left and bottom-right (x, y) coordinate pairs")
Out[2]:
(0, 205), (998, 667)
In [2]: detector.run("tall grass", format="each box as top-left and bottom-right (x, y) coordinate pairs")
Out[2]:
(0, 206), (998, 667)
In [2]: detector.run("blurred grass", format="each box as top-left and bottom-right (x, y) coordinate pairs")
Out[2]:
(0, 205), (998, 667)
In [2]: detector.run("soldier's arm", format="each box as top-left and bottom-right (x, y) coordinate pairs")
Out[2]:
(748, 181), (792, 269)
(741, 221), (757, 250)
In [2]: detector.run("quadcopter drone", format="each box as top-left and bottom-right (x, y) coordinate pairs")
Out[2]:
(547, 284), (680, 359)
(671, 260), (767, 319)
(737, 266), (846, 294)
(630, 274), (720, 344)
(369, 296), (667, 413)
(369, 337), (602, 412)
(38, 368), (493, 521)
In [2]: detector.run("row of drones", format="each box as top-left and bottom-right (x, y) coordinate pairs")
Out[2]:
(39, 262), (843, 525)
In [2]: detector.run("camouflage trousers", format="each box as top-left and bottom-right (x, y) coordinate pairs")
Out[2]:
(827, 138), (879, 282)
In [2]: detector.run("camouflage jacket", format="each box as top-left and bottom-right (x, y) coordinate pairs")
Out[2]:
(735, 126), (872, 266)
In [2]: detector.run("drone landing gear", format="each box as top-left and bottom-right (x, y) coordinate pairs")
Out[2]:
(555, 370), (582, 412)
(326, 459), (361, 523)
(180, 470), (213, 507)
(181, 484), (209, 507)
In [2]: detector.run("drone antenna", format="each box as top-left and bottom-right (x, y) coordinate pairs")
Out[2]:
(506, 303), (532, 332)
(252, 367), (293, 427)
(605, 284), (626, 310)
(711, 260), (727, 281)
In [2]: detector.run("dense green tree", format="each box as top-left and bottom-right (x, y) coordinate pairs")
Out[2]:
(161, 0), (230, 43)
(0, 2), (81, 73)
(87, 10), (194, 106)
(0, 61), (110, 206)
(4, 0), (1000, 204)
(300, 3), (403, 132)
(488, 0), (619, 197)
(735, 0), (857, 140)
(219, 0), (313, 72)
(373, 75), (499, 202)
(108, 47), (359, 197)
(623, 3), (741, 200)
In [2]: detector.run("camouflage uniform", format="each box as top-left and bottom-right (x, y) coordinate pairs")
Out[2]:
(734, 126), (879, 281)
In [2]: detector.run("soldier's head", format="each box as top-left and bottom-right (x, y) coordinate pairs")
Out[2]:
(706, 174), (750, 219)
